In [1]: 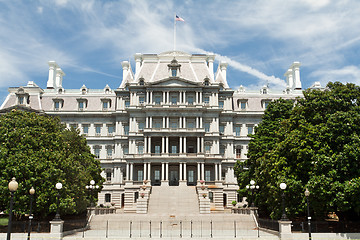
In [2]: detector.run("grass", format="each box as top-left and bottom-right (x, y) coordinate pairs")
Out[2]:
(0, 217), (8, 226)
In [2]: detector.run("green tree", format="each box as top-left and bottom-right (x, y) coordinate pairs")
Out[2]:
(235, 82), (360, 220)
(0, 110), (103, 219)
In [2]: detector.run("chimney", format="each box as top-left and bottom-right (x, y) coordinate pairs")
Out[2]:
(284, 69), (293, 89)
(291, 62), (301, 89)
(220, 61), (228, 82)
(121, 61), (130, 81)
(47, 61), (58, 89)
(134, 53), (142, 79)
(55, 68), (65, 88)
(207, 55), (215, 81)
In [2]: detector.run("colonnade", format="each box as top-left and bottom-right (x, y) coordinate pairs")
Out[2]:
(125, 162), (223, 182)
(145, 91), (203, 105)
(145, 116), (203, 129)
(143, 136), (204, 154)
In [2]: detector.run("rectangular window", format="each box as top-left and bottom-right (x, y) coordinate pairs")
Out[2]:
(125, 100), (130, 107)
(19, 96), (24, 105)
(171, 145), (177, 154)
(219, 125), (225, 134)
(137, 170), (143, 181)
(82, 124), (89, 135)
(188, 96), (194, 105)
(138, 145), (143, 154)
(219, 101), (224, 109)
(139, 122), (145, 130)
(106, 172), (111, 182)
(205, 145), (211, 154)
(155, 96), (161, 105)
(94, 148), (100, 158)
(187, 122), (194, 129)
(70, 124), (78, 130)
(171, 96), (177, 105)
(220, 147), (225, 155)
(205, 170), (211, 181)
(235, 126), (241, 136)
(95, 125), (101, 136)
(264, 101), (270, 109)
(204, 123), (210, 132)
(170, 122), (178, 129)
(248, 126), (254, 135)
(105, 193), (111, 202)
(103, 101), (109, 110)
(107, 148), (112, 158)
(124, 125), (129, 135)
(108, 125), (114, 135)
(155, 145), (161, 154)
(236, 148), (241, 158)
(172, 69), (177, 77)
(139, 97), (145, 104)
(240, 102), (246, 110)
(154, 122), (161, 129)
(155, 170), (160, 181)
(204, 96), (209, 104)
(54, 101), (60, 110)
(78, 101), (85, 110)
(123, 146), (129, 155)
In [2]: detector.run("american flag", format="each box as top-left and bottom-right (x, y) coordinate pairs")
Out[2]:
(175, 15), (185, 22)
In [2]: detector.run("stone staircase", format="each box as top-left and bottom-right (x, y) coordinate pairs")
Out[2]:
(147, 186), (199, 216)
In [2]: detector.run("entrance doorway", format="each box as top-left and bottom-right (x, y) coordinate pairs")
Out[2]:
(187, 169), (197, 186)
(169, 170), (179, 186)
(151, 165), (161, 186)
(223, 193), (227, 207)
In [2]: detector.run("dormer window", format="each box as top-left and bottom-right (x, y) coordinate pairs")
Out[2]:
(81, 85), (88, 95)
(104, 85), (111, 94)
(101, 99), (111, 111)
(53, 99), (64, 111)
(204, 77), (210, 86)
(139, 78), (145, 86)
(77, 98), (88, 111)
(168, 58), (181, 77)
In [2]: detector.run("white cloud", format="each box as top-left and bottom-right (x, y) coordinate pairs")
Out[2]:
(311, 65), (360, 86)
(37, 6), (43, 14)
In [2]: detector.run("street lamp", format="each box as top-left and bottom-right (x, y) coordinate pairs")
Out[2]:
(53, 183), (62, 221)
(27, 187), (35, 240)
(246, 180), (259, 207)
(86, 180), (99, 207)
(280, 182), (288, 220)
(305, 188), (312, 240)
(7, 177), (18, 240)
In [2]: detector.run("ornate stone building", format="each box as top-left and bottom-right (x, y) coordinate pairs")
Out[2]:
(0, 51), (303, 213)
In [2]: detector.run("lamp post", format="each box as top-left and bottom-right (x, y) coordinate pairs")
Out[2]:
(7, 177), (18, 240)
(280, 182), (288, 220)
(27, 187), (35, 240)
(246, 180), (259, 207)
(53, 183), (62, 221)
(86, 180), (99, 208)
(305, 188), (312, 240)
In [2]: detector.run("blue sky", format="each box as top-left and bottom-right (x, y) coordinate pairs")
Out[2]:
(1, 0), (360, 102)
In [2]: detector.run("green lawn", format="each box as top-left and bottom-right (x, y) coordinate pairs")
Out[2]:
(0, 217), (8, 226)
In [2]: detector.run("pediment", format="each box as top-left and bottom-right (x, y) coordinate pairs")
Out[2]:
(150, 78), (201, 87)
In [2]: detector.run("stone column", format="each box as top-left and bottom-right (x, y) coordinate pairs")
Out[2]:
(219, 163), (222, 181)
(197, 163), (201, 182)
(166, 137), (169, 153)
(201, 137), (204, 153)
(144, 163), (147, 181)
(184, 137), (187, 154)
(201, 163), (205, 181)
(148, 163), (151, 183)
(163, 117), (166, 128)
(162, 137), (165, 154)
(130, 163), (134, 181)
(179, 117), (182, 128)
(149, 91), (153, 104)
(180, 163), (183, 181)
(184, 163), (187, 181)
(149, 116), (152, 128)
(197, 137), (200, 153)
(126, 163), (129, 181)
(148, 137), (151, 154)
(215, 163), (218, 181)
(167, 91), (170, 104)
(179, 137), (183, 153)
(167, 117), (169, 128)
(161, 163), (165, 181)
(162, 91), (166, 104)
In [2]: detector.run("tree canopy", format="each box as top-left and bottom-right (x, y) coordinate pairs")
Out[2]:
(0, 110), (103, 219)
(235, 82), (360, 220)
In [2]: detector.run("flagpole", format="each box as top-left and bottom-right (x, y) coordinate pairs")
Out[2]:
(174, 13), (176, 53)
